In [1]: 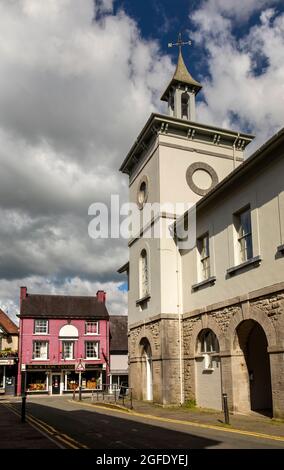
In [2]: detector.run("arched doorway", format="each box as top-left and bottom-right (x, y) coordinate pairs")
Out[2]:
(195, 329), (222, 410)
(233, 320), (272, 415)
(140, 338), (153, 401)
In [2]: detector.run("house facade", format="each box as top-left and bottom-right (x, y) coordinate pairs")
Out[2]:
(119, 49), (284, 417)
(17, 288), (110, 395)
(0, 308), (18, 395)
(109, 315), (128, 389)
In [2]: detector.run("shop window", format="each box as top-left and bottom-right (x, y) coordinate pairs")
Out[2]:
(85, 341), (99, 359)
(65, 371), (101, 391)
(34, 319), (48, 334)
(62, 341), (74, 360)
(26, 372), (47, 392)
(85, 321), (99, 335)
(33, 341), (49, 360)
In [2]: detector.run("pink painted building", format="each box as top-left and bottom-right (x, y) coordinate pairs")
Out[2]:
(17, 287), (110, 395)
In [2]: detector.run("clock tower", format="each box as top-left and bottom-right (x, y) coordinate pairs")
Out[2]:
(119, 37), (254, 404)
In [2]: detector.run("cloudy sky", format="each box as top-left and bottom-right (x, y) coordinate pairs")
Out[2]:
(1, 0), (284, 323)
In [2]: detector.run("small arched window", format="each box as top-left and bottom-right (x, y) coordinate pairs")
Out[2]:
(196, 329), (220, 370)
(197, 329), (219, 354)
(181, 92), (189, 120)
(140, 249), (149, 298)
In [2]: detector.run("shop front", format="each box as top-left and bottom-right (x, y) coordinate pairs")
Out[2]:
(0, 358), (18, 395)
(25, 365), (106, 395)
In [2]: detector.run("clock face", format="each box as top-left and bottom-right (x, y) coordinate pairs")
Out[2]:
(186, 162), (218, 196)
(137, 176), (149, 209)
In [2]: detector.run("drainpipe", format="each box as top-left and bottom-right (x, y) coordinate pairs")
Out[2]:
(176, 242), (184, 405)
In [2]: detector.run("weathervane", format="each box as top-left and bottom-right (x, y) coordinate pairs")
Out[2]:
(168, 32), (191, 53)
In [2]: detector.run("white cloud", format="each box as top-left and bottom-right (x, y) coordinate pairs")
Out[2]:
(0, 276), (127, 325)
(194, 0), (278, 22)
(191, 1), (284, 151)
(0, 0), (173, 320)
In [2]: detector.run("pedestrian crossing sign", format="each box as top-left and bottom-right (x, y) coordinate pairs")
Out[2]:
(75, 361), (86, 372)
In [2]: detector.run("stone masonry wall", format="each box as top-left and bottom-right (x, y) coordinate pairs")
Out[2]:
(182, 289), (284, 417)
(129, 317), (181, 404)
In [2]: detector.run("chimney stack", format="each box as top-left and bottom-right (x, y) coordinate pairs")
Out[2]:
(97, 290), (106, 303)
(20, 286), (27, 305)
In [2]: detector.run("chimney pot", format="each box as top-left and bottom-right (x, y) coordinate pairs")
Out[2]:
(97, 290), (106, 303)
(20, 286), (27, 304)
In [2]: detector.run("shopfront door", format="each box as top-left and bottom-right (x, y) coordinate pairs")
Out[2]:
(52, 375), (60, 394)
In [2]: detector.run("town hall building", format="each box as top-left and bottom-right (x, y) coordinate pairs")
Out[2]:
(119, 43), (284, 418)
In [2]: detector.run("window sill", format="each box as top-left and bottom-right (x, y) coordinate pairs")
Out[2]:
(277, 244), (284, 255)
(85, 358), (100, 361)
(136, 294), (151, 306)
(32, 359), (49, 361)
(192, 276), (216, 291)
(202, 368), (215, 373)
(84, 334), (100, 336)
(33, 334), (49, 336)
(227, 255), (262, 276)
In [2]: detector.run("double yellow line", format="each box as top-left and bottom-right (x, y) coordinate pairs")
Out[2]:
(3, 403), (89, 449)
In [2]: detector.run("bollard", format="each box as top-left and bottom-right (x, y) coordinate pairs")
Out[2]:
(91, 391), (94, 402)
(21, 393), (26, 423)
(114, 387), (117, 404)
(130, 389), (133, 410)
(97, 389), (99, 401)
(222, 393), (230, 425)
(73, 389), (76, 401)
(79, 386), (82, 402)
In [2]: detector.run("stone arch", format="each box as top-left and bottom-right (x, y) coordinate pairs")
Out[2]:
(187, 315), (226, 357)
(193, 324), (223, 410)
(133, 328), (157, 359)
(231, 318), (273, 415)
(139, 336), (153, 401)
(226, 305), (277, 352)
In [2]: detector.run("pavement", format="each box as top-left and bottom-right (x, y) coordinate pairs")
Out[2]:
(79, 393), (284, 438)
(0, 398), (59, 449)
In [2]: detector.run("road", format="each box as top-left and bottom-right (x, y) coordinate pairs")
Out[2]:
(10, 396), (284, 449)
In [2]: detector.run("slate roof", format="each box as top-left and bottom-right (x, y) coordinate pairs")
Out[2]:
(0, 308), (19, 335)
(110, 315), (128, 353)
(19, 294), (109, 320)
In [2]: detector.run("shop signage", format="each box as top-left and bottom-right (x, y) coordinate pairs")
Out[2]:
(75, 360), (86, 372)
(21, 363), (26, 371)
(26, 363), (102, 371)
(0, 359), (14, 365)
(26, 364), (75, 371)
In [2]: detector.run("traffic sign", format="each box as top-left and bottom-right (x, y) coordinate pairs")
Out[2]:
(75, 360), (85, 372)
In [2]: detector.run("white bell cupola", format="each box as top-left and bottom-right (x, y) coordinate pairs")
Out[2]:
(161, 49), (202, 122)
